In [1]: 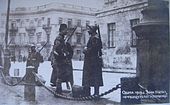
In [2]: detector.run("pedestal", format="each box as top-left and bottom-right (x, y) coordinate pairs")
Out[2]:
(24, 66), (35, 101)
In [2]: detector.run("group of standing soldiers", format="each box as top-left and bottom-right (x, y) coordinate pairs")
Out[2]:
(26, 23), (103, 97)
(50, 24), (103, 96)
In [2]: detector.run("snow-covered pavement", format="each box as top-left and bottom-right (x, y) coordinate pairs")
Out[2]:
(9, 61), (136, 102)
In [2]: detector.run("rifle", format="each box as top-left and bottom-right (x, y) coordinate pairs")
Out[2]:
(64, 26), (77, 43)
(97, 25), (103, 56)
(38, 41), (48, 52)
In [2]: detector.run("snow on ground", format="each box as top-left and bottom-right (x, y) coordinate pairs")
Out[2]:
(9, 61), (136, 102)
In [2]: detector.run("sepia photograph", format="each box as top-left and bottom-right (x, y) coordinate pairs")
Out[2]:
(0, 0), (169, 105)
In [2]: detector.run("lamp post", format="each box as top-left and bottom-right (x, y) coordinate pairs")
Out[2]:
(2, 0), (11, 77)
(5, 0), (10, 48)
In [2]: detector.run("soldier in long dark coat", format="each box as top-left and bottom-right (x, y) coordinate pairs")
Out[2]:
(26, 45), (44, 73)
(82, 25), (103, 96)
(51, 24), (74, 94)
(50, 43), (74, 89)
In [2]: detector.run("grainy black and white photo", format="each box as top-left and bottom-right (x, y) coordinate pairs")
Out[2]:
(0, 0), (169, 105)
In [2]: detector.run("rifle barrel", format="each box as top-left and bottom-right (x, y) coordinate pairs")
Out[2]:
(65, 27), (77, 42)
(39, 42), (48, 52)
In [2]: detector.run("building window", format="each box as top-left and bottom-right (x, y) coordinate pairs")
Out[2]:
(34, 18), (38, 22)
(29, 36), (34, 44)
(86, 20), (90, 28)
(16, 19), (20, 23)
(37, 19), (42, 27)
(26, 19), (29, 22)
(36, 32), (42, 43)
(23, 33), (27, 44)
(58, 17), (63, 25)
(18, 33), (22, 44)
(29, 20), (34, 27)
(20, 20), (24, 28)
(47, 18), (50, 26)
(11, 22), (17, 28)
(77, 19), (81, 27)
(10, 36), (15, 44)
(108, 23), (116, 48)
(19, 33), (26, 44)
(130, 18), (139, 47)
(76, 34), (81, 44)
(68, 19), (72, 28)
(41, 17), (44, 21)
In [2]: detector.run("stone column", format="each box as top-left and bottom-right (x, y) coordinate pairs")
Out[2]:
(133, 0), (169, 102)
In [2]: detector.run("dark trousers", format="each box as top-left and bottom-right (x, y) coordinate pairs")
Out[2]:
(94, 86), (99, 95)
(56, 79), (62, 94)
(84, 86), (100, 96)
(84, 87), (91, 96)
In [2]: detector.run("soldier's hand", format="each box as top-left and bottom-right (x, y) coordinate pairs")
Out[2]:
(83, 47), (88, 54)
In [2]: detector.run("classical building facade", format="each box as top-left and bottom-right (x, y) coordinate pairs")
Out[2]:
(0, 2), (97, 61)
(96, 0), (147, 69)
(0, 0), (168, 69)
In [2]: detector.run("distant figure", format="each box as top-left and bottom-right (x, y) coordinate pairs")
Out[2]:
(23, 56), (26, 62)
(82, 25), (103, 96)
(26, 45), (43, 73)
(51, 24), (74, 94)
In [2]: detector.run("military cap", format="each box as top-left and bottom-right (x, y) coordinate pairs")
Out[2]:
(59, 24), (67, 32)
(30, 44), (36, 48)
(87, 25), (98, 34)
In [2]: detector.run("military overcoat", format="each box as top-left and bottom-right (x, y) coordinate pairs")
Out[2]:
(82, 36), (103, 87)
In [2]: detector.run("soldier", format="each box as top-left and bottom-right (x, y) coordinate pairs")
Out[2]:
(51, 24), (74, 94)
(63, 41), (74, 88)
(26, 44), (44, 73)
(82, 25), (103, 96)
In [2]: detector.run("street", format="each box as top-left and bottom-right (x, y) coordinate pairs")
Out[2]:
(9, 61), (136, 103)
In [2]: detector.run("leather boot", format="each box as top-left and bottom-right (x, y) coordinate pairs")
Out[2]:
(84, 86), (91, 96)
(56, 79), (62, 94)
